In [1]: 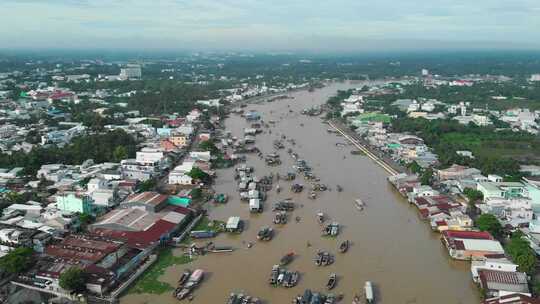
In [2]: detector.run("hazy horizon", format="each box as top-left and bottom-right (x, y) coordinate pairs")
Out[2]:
(1, 0), (540, 51)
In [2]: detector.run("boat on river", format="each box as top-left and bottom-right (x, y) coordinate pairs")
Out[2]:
(326, 273), (337, 290)
(257, 226), (274, 241)
(339, 240), (349, 253)
(336, 185), (343, 192)
(174, 269), (204, 300)
(364, 281), (374, 303)
(178, 269), (191, 285)
(316, 212), (324, 224)
(280, 252), (295, 266)
(354, 199), (365, 211)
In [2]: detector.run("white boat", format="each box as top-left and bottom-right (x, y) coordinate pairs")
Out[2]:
(354, 199), (365, 211)
(364, 281), (374, 303)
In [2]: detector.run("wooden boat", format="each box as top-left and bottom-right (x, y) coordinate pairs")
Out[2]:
(354, 199), (365, 211)
(326, 273), (337, 290)
(309, 191), (317, 199)
(324, 293), (336, 304)
(227, 293), (237, 304)
(178, 269), (191, 285)
(175, 269), (204, 300)
(257, 227), (274, 241)
(269, 265), (280, 285)
(364, 281), (374, 303)
(280, 252), (295, 266)
(316, 212), (324, 224)
(288, 271), (299, 287)
(339, 240), (349, 253)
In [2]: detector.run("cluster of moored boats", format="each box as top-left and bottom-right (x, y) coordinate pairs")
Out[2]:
(257, 226), (274, 241)
(269, 264), (300, 288)
(314, 251), (334, 266)
(173, 269), (204, 301)
(226, 293), (261, 304)
(273, 211), (288, 224)
(322, 222), (340, 237)
(292, 289), (342, 304)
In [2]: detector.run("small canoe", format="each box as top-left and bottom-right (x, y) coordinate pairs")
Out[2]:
(339, 240), (349, 253)
(326, 273), (337, 290)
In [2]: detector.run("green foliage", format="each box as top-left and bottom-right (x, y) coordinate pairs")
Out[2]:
(407, 161), (423, 174)
(198, 140), (218, 154)
(506, 232), (537, 274)
(187, 167), (211, 183)
(391, 117), (535, 176)
(463, 188), (484, 203)
(78, 213), (95, 230)
(0, 129), (137, 175)
(128, 247), (192, 295)
(59, 267), (87, 292)
(113, 145), (129, 162)
(475, 214), (503, 238)
(0, 247), (34, 274)
(138, 179), (157, 192)
(420, 167), (434, 185)
(190, 188), (203, 200)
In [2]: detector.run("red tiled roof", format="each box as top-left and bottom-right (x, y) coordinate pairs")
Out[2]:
(483, 293), (540, 304)
(126, 191), (168, 206)
(443, 230), (494, 240)
(92, 219), (178, 250)
(479, 269), (528, 285)
(45, 235), (123, 263)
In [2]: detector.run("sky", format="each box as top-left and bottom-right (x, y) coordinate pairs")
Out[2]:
(1, 0), (540, 52)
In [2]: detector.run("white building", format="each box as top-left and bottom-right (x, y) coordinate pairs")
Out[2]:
(120, 65), (142, 79)
(471, 258), (518, 283)
(168, 161), (195, 185)
(136, 148), (165, 165)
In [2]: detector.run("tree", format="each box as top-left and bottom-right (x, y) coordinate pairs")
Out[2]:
(187, 167), (211, 183)
(463, 188), (484, 203)
(420, 167), (434, 185)
(506, 231), (537, 274)
(59, 267), (87, 292)
(113, 145), (128, 162)
(407, 161), (422, 174)
(0, 247), (34, 274)
(198, 140), (218, 154)
(138, 179), (157, 192)
(475, 214), (503, 238)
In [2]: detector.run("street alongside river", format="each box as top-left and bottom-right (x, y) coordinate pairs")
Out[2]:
(121, 81), (479, 304)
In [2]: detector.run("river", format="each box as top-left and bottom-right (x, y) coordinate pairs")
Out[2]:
(121, 81), (479, 304)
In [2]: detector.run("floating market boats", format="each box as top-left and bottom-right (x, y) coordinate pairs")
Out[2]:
(354, 199), (365, 211)
(280, 252), (295, 266)
(339, 240), (349, 253)
(174, 269), (204, 300)
(257, 226), (274, 241)
(364, 281), (374, 303)
(326, 273), (337, 290)
(273, 211), (288, 224)
(316, 212), (325, 224)
(178, 269), (191, 285)
(322, 222), (339, 237)
(227, 293), (261, 304)
(314, 251), (334, 266)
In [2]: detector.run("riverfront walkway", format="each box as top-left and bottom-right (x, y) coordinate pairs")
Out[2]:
(328, 121), (400, 176)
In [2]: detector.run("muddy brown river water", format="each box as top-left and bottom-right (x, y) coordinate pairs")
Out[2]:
(121, 82), (479, 304)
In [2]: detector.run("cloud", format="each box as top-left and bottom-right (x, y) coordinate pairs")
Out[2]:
(0, 0), (538, 50)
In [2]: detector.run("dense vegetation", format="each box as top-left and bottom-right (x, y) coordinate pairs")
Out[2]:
(391, 117), (539, 177)
(59, 267), (87, 292)
(0, 247), (34, 274)
(0, 129), (137, 175)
